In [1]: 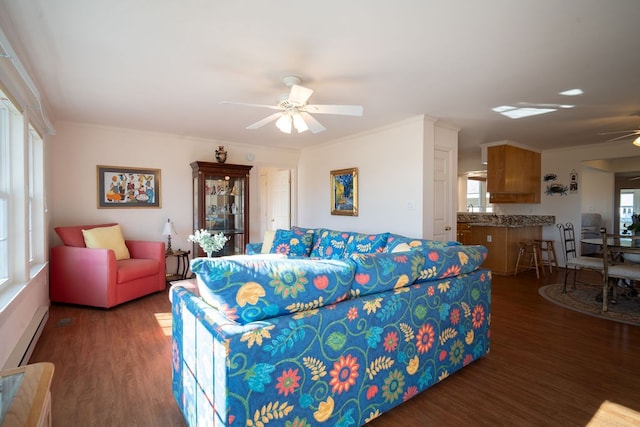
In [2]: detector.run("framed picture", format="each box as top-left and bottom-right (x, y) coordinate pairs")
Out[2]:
(97, 165), (161, 208)
(330, 167), (358, 216)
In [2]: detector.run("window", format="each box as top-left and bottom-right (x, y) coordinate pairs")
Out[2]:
(465, 175), (493, 213)
(0, 98), (9, 285)
(0, 87), (45, 289)
(29, 126), (44, 265)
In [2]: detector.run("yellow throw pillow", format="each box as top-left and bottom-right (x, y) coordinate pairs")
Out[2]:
(261, 230), (276, 254)
(82, 224), (131, 260)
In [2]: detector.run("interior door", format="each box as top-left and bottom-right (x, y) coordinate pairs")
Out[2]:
(433, 146), (456, 242)
(268, 169), (291, 230)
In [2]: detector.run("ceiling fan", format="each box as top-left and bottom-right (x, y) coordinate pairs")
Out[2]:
(222, 76), (363, 134)
(599, 128), (640, 145)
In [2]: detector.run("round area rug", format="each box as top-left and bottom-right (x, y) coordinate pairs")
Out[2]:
(539, 283), (640, 326)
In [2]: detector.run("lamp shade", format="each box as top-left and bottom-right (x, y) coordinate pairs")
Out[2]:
(275, 114), (292, 134)
(634, 136), (640, 147)
(163, 220), (177, 236)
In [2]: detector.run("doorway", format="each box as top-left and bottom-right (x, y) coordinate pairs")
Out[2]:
(258, 168), (293, 240)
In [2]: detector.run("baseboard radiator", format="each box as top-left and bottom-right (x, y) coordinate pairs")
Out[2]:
(5, 306), (49, 367)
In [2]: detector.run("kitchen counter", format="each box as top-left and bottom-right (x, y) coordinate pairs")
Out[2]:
(457, 213), (554, 275)
(457, 213), (555, 227)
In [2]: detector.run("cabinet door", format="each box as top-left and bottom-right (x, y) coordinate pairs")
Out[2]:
(487, 145), (541, 203)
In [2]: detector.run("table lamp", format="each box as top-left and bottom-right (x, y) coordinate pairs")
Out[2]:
(163, 219), (177, 254)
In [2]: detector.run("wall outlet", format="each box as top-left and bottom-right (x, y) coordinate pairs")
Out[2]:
(487, 235), (492, 243)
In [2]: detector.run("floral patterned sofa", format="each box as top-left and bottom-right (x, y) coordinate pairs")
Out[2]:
(171, 227), (491, 426)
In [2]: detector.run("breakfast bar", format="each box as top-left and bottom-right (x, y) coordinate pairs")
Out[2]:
(457, 213), (556, 275)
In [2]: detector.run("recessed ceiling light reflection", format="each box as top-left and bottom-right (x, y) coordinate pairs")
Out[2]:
(559, 89), (583, 96)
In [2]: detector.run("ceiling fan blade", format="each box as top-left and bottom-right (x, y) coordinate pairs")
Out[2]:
(629, 176), (640, 181)
(606, 133), (639, 142)
(221, 101), (282, 111)
(288, 85), (314, 106)
(598, 129), (640, 135)
(246, 112), (283, 130)
(299, 112), (326, 134)
(304, 104), (363, 116)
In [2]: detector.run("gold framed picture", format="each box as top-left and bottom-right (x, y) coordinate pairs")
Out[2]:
(330, 167), (358, 216)
(97, 165), (161, 208)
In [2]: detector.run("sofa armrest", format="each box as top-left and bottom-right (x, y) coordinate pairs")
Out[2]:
(245, 242), (263, 254)
(50, 245), (118, 306)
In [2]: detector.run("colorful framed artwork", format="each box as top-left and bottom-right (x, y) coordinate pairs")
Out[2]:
(97, 165), (161, 208)
(330, 167), (358, 216)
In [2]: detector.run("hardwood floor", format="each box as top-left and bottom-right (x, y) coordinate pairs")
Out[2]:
(29, 269), (640, 426)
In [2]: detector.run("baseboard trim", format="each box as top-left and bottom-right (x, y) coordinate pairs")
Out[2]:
(4, 305), (49, 368)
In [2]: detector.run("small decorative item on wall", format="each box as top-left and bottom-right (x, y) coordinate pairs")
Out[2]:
(569, 169), (578, 193)
(330, 167), (358, 216)
(97, 165), (161, 208)
(543, 171), (568, 196)
(215, 146), (227, 163)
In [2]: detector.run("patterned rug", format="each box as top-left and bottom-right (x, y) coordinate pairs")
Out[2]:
(539, 283), (640, 326)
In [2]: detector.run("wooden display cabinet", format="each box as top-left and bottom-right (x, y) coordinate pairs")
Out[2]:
(191, 162), (253, 257)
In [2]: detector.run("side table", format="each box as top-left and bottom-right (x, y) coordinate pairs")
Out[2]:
(165, 250), (190, 283)
(0, 362), (54, 427)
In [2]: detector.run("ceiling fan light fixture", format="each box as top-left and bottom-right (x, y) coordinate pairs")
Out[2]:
(275, 114), (292, 134)
(292, 113), (309, 133)
(634, 136), (640, 147)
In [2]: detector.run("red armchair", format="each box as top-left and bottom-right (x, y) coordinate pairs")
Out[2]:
(50, 223), (166, 308)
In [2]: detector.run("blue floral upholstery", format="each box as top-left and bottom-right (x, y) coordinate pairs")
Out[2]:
(345, 232), (389, 256)
(191, 255), (354, 324)
(384, 233), (461, 253)
(172, 268), (491, 426)
(414, 244), (488, 283)
(245, 242), (263, 255)
(310, 228), (353, 259)
(269, 228), (315, 257)
(175, 228), (491, 426)
(349, 251), (425, 296)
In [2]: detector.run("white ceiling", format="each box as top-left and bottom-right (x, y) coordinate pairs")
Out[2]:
(1, 0), (640, 156)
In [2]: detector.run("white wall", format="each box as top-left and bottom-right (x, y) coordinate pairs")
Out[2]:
(298, 117), (429, 237)
(50, 122), (300, 249)
(581, 167), (614, 230)
(540, 141), (639, 242)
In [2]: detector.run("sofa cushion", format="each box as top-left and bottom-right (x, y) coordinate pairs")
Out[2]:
(384, 233), (460, 253)
(414, 244), (488, 282)
(55, 223), (118, 247)
(269, 228), (314, 257)
(191, 255), (355, 324)
(349, 250), (425, 296)
(345, 232), (389, 256)
(82, 224), (131, 260)
(310, 228), (352, 259)
(116, 258), (159, 283)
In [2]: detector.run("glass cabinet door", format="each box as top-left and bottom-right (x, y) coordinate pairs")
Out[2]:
(191, 162), (252, 257)
(204, 175), (244, 255)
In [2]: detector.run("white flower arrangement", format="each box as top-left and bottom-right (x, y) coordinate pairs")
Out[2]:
(188, 229), (229, 257)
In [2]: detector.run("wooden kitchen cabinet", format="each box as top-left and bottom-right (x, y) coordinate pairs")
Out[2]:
(457, 222), (473, 245)
(487, 145), (541, 203)
(470, 225), (542, 275)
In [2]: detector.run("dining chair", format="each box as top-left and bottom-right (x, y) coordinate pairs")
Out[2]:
(600, 232), (640, 311)
(557, 222), (604, 293)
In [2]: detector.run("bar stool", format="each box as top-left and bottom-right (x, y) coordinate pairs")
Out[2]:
(534, 239), (559, 274)
(514, 240), (542, 279)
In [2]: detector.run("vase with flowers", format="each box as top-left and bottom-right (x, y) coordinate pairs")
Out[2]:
(625, 213), (640, 236)
(188, 229), (229, 257)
